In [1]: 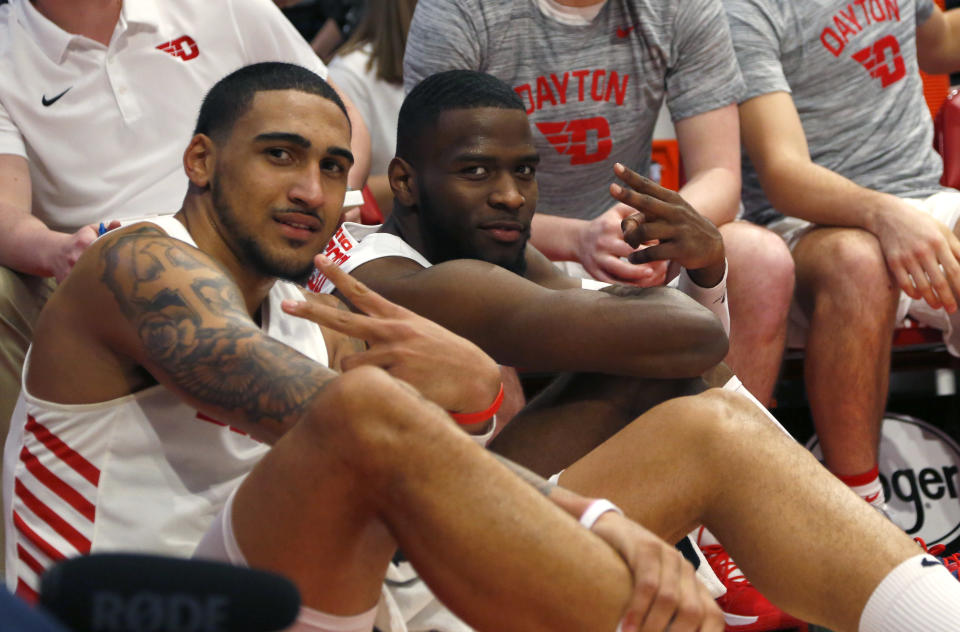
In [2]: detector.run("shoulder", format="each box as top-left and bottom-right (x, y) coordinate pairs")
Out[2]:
(411, 0), (513, 32)
(29, 223), (186, 394)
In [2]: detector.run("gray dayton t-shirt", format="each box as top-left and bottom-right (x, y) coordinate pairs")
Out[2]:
(725, 0), (945, 226)
(404, 0), (744, 220)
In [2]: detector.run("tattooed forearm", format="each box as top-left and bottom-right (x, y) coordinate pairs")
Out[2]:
(99, 227), (334, 435)
(492, 454), (556, 498)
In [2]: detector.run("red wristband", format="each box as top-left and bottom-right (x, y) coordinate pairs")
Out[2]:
(450, 383), (504, 425)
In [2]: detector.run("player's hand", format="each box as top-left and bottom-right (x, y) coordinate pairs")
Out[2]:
(869, 197), (960, 313)
(47, 220), (121, 282)
(590, 512), (723, 632)
(282, 254), (502, 421)
(612, 163), (726, 288)
(577, 204), (668, 286)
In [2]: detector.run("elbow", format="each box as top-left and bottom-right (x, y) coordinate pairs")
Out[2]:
(643, 310), (728, 379)
(691, 312), (729, 372)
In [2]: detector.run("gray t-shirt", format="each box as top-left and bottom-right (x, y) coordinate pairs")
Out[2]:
(725, 0), (945, 225)
(404, 0), (745, 220)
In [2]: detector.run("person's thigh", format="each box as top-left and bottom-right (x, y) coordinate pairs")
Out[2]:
(786, 226), (902, 346)
(489, 372), (707, 476)
(0, 268), (55, 422)
(193, 484), (387, 632)
(225, 411), (398, 617)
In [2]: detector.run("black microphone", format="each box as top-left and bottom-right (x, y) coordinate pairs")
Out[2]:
(38, 553), (300, 632)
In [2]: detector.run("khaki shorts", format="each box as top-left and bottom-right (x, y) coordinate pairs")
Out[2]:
(766, 191), (960, 348)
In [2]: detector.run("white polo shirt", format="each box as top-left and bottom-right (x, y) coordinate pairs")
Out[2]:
(0, 0), (328, 232)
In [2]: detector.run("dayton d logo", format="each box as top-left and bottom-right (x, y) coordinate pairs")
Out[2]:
(536, 117), (612, 166)
(852, 34), (906, 88)
(156, 36), (200, 62)
(808, 413), (960, 547)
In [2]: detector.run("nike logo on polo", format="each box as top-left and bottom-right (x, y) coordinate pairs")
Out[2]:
(921, 557), (943, 567)
(41, 87), (71, 107)
(616, 25), (637, 38)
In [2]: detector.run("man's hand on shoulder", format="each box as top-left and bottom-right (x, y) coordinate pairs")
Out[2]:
(867, 195), (960, 313)
(283, 255), (502, 430)
(590, 512), (723, 632)
(613, 163), (726, 289)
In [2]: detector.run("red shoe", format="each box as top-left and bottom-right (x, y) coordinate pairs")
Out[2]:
(700, 543), (806, 631)
(915, 538), (960, 579)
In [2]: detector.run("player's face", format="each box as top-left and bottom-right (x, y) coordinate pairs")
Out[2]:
(415, 107), (539, 273)
(209, 89), (352, 283)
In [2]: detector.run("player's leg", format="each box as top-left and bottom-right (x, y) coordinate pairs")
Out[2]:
(792, 227), (898, 487)
(556, 387), (930, 632)
(489, 371), (707, 476)
(227, 366), (635, 631)
(718, 221), (793, 406)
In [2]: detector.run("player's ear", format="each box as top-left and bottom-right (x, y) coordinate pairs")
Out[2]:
(183, 134), (216, 189)
(388, 157), (418, 206)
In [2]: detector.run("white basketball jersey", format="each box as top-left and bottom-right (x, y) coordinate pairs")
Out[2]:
(3, 216), (329, 601)
(306, 223), (430, 294)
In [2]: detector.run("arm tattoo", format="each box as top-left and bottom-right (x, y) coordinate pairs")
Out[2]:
(492, 453), (556, 498)
(599, 283), (652, 298)
(100, 226), (334, 433)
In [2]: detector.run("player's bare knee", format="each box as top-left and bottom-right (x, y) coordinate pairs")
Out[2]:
(724, 223), (794, 286)
(799, 230), (896, 312)
(679, 388), (769, 447)
(308, 367), (443, 482)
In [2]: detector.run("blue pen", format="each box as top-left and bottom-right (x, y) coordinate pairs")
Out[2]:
(98, 222), (107, 236)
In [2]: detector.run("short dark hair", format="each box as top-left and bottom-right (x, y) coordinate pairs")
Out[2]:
(194, 62), (348, 142)
(396, 70), (525, 164)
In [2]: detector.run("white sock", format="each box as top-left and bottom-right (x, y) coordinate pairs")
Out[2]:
(859, 554), (960, 632)
(292, 604), (379, 632)
(838, 465), (886, 510)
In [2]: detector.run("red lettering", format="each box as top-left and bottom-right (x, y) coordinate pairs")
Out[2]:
(174, 36), (199, 61)
(840, 5), (862, 31)
(884, 0), (899, 21)
(565, 117), (612, 165)
(550, 73), (569, 105)
(590, 70), (606, 102)
(327, 246), (349, 266)
(535, 116), (613, 165)
(572, 69), (590, 101)
(335, 231), (353, 250)
(514, 84), (535, 115)
(536, 76), (557, 110)
(821, 27), (845, 56)
(852, 34), (905, 88)
(604, 71), (629, 105)
(855, 0), (872, 25)
(156, 36), (199, 61)
(306, 271), (326, 293)
(834, 15), (857, 42)
(870, 0), (886, 22)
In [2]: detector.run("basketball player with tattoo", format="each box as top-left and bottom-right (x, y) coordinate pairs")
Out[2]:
(3, 63), (723, 632)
